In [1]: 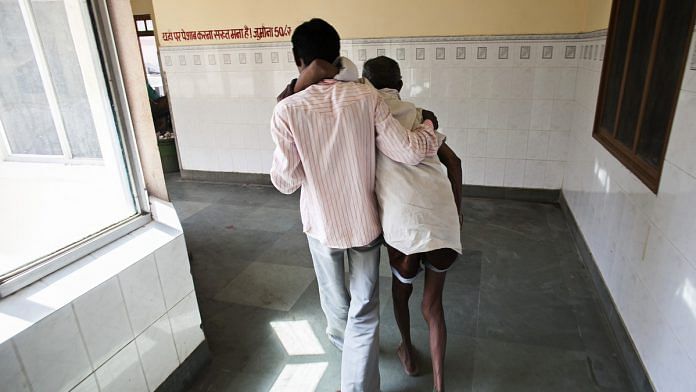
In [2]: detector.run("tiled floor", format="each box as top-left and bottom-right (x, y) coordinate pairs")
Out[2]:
(166, 174), (632, 391)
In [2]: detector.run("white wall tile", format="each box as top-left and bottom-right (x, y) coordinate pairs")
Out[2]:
(526, 131), (550, 160)
(135, 315), (179, 390)
(168, 292), (205, 361)
(650, 162), (696, 269)
(467, 129), (487, 158)
(556, 68), (578, 100)
(531, 100), (553, 131)
(95, 342), (147, 392)
(0, 341), (31, 392)
(485, 129), (507, 158)
(464, 157), (485, 185)
(563, 35), (696, 390)
(14, 306), (91, 392)
(548, 132), (569, 161)
(166, 38), (590, 189)
(532, 67), (560, 99)
(469, 68), (493, 98)
(118, 255), (167, 336)
(665, 90), (696, 178)
(484, 158), (506, 186)
(550, 100), (574, 131)
(72, 278), (133, 369)
(524, 160), (547, 188)
(505, 130), (528, 159)
(464, 99), (488, 128)
(154, 235), (195, 309)
(544, 161), (565, 189)
(504, 159), (526, 187)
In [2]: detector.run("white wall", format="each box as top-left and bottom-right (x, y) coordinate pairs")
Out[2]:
(563, 32), (696, 391)
(163, 34), (581, 188)
(0, 202), (204, 392)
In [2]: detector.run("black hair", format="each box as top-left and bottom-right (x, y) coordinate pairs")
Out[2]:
(291, 18), (340, 67)
(362, 56), (402, 90)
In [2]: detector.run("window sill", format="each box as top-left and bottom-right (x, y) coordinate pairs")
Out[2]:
(0, 197), (181, 344)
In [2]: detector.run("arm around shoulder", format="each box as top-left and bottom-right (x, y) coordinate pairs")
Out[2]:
(374, 96), (442, 165)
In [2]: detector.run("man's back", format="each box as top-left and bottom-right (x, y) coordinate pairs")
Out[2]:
(271, 77), (441, 249)
(272, 81), (381, 248)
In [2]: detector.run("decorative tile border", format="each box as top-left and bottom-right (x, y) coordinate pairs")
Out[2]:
(160, 30), (610, 72)
(159, 29), (608, 51)
(396, 47), (406, 60)
(520, 45), (530, 59)
(565, 45), (576, 59)
(542, 46), (553, 59)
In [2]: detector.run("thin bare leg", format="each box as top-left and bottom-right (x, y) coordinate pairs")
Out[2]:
(392, 276), (418, 376)
(422, 268), (447, 392)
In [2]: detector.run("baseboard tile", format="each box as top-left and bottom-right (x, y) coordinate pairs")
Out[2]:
(559, 192), (655, 392)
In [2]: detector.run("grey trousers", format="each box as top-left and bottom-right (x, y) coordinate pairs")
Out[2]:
(307, 235), (381, 392)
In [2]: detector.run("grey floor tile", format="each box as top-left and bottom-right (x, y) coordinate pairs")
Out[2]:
(472, 338), (595, 392)
(254, 231), (314, 267)
(242, 206), (303, 233)
(217, 184), (277, 207)
(167, 180), (232, 203)
(480, 247), (565, 295)
(172, 200), (211, 221)
(262, 191), (301, 210)
(185, 227), (281, 263)
(214, 262), (316, 311)
(477, 286), (584, 351)
(163, 175), (632, 392)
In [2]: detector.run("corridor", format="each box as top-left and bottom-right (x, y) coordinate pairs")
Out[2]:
(167, 175), (632, 391)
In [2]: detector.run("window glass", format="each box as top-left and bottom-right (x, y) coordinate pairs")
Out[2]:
(32, 0), (101, 158)
(0, 0), (62, 155)
(615, 0), (659, 148)
(598, 0), (635, 136)
(0, 0), (138, 278)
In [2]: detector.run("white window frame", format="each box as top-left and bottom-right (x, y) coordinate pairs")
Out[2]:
(0, 0), (151, 297)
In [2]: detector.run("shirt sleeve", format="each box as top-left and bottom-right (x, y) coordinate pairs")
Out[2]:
(270, 106), (305, 194)
(374, 96), (443, 165)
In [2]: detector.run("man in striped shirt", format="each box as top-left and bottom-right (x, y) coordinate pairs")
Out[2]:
(270, 19), (442, 392)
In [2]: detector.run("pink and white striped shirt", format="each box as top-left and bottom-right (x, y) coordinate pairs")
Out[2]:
(270, 80), (442, 248)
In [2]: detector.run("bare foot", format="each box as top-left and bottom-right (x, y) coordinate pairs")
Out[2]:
(397, 342), (419, 376)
